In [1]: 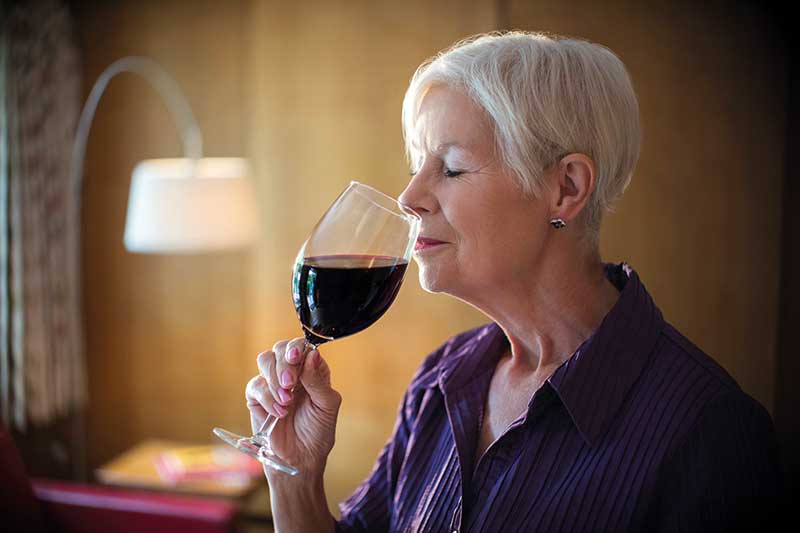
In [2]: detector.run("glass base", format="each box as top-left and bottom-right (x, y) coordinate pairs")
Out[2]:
(213, 427), (300, 476)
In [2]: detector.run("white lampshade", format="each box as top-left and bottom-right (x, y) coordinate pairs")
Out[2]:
(123, 157), (258, 253)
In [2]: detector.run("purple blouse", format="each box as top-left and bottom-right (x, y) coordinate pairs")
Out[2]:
(336, 263), (783, 532)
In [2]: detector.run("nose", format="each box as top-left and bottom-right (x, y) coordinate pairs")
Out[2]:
(398, 173), (436, 217)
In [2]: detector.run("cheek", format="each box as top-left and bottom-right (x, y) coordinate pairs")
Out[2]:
(456, 211), (511, 256)
(458, 210), (540, 274)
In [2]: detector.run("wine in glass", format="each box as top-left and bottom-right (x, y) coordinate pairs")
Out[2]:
(213, 181), (420, 475)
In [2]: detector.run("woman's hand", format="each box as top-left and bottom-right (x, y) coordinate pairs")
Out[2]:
(245, 338), (342, 477)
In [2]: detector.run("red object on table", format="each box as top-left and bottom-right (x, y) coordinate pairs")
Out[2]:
(0, 426), (237, 533)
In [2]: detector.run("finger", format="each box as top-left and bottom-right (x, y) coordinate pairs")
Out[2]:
(298, 349), (342, 414)
(271, 339), (288, 355)
(245, 375), (277, 417)
(256, 351), (287, 406)
(247, 400), (268, 433)
(274, 337), (308, 393)
(284, 337), (308, 365)
(245, 375), (287, 418)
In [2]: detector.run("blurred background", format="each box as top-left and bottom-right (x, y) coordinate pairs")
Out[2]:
(2, 0), (795, 521)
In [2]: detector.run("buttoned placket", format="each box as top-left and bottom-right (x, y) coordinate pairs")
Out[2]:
(456, 384), (558, 532)
(441, 378), (478, 533)
(438, 329), (505, 533)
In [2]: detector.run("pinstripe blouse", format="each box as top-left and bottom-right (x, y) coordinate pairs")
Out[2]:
(336, 263), (783, 532)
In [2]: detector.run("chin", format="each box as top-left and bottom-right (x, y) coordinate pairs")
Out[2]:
(416, 262), (447, 294)
(418, 272), (442, 294)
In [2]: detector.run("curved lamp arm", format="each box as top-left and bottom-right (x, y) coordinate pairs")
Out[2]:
(70, 56), (203, 196)
(64, 56), (252, 481)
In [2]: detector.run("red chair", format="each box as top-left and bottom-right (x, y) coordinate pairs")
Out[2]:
(1, 427), (237, 533)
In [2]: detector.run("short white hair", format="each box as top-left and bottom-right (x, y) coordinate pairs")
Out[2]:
(402, 31), (641, 246)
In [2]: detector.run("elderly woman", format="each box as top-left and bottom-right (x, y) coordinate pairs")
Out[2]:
(246, 32), (782, 532)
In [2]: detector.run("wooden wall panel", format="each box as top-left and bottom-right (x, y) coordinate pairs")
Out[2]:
(505, 0), (785, 413)
(75, 0), (252, 470)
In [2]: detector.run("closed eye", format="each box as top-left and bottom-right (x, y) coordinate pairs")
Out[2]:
(443, 168), (464, 178)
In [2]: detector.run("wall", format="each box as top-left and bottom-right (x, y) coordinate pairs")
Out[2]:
(73, 0), (786, 510)
(508, 0), (786, 418)
(74, 0), (252, 472)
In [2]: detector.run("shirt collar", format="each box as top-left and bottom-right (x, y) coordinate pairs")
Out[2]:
(427, 262), (664, 447)
(546, 263), (664, 446)
(409, 322), (503, 392)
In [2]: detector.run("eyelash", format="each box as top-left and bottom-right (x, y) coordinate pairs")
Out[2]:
(409, 167), (464, 178)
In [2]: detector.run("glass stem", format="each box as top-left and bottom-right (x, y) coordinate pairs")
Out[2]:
(255, 414), (279, 439)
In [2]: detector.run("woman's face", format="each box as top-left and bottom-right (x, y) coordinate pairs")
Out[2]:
(399, 86), (553, 303)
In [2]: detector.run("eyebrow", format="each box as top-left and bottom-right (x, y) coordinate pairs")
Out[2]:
(410, 141), (466, 155)
(434, 142), (462, 153)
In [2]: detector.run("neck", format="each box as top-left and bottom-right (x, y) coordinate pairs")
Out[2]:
(475, 245), (620, 375)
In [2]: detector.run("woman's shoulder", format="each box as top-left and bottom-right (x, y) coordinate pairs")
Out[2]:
(650, 325), (783, 522)
(648, 321), (774, 435)
(658, 322), (741, 391)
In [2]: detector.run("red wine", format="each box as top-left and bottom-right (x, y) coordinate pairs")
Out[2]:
(292, 255), (408, 346)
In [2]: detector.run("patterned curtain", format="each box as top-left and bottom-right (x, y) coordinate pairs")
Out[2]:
(0, 0), (86, 449)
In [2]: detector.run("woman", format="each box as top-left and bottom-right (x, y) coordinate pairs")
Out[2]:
(246, 32), (783, 532)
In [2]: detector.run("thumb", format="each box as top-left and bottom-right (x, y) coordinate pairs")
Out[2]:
(298, 349), (341, 412)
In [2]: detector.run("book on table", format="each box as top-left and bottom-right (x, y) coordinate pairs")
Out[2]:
(155, 443), (264, 484)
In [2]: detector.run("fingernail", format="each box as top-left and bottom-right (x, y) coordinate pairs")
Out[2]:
(273, 402), (288, 417)
(280, 370), (293, 387)
(277, 388), (291, 404)
(311, 349), (321, 369)
(287, 347), (300, 363)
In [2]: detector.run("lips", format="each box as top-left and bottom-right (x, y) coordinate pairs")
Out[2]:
(414, 236), (447, 252)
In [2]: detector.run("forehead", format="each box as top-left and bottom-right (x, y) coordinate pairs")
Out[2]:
(411, 86), (493, 155)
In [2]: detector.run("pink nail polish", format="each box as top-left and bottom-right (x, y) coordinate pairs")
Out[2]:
(287, 347), (299, 362)
(278, 388), (291, 403)
(281, 370), (293, 387)
(273, 402), (288, 417)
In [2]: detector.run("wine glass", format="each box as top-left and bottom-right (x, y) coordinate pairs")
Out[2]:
(213, 181), (420, 475)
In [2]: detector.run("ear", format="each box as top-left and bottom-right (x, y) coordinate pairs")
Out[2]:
(548, 153), (596, 224)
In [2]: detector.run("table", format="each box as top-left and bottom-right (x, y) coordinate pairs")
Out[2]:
(95, 439), (273, 532)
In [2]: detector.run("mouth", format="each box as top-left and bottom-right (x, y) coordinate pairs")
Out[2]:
(414, 236), (448, 252)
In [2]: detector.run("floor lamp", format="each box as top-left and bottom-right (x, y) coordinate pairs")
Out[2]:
(71, 56), (258, 477)
(73, 56), (257, 253)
